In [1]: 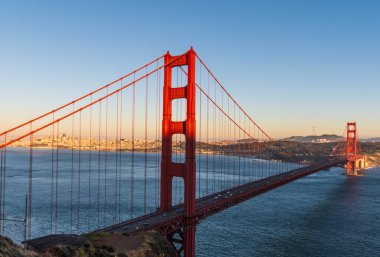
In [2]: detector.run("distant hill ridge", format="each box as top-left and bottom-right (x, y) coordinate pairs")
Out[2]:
(281, 134), (343, 143)
(364, 137), (380, 142)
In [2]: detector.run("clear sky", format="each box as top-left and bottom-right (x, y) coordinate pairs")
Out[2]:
(0, 0), (379, 138)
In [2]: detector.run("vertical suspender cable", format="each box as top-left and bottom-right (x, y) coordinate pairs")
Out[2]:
(233, 104), (236, 187)
(155, 62), (160, 209)
(248, 122), (251, 181)
(104, 87), (109, 226)
(88, 96), (93, 228)
(227, 97), (230, 189)
(219, 89), (223, 192)
(261, 133), (264, 178)
(157, 67), (162, 208)
(221, 87), (225, 191)
(198, 65), (202, 198)
(212, 72), (216, 194)
(28, 124), (33, 239)
(55, 122), (59, 233)
(243, 115), (246, 184)
(206, 68), (209, 195)
(213, 73), (216, 194)
(154, 63), (158, 209)
(144, 67), (148, 214)
(50, 114), (55, 234)
(2, 135), (6, 235)
(234, 104), (241, 185)
(97, 101), (101, 228)
(119, 81), (123, 221)
(115, 92), (119, 223)
(258, 130), (261, 179)
(241, 116), (244, 184)
(77, 111), (82, 231)
(131, 74), (135, 218)
(70, 104), (75, 233)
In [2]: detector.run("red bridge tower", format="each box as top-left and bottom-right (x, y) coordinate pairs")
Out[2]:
(346, 122), (358, 176)
(161, 48), (197, 257)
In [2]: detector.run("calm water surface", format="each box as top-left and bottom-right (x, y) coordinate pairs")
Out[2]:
(196, 167), (380, 257)
(1, 148), (379, 256)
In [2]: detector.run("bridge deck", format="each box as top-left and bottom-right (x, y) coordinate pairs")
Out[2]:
(100, 159), (345, 235)
(26, 159), (345, 251)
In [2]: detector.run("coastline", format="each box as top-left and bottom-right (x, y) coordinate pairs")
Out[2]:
(4, 140), (380, 168)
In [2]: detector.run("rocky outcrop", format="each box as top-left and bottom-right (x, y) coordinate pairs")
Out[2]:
(366, 152), (380, 167)
(2, 231), (177, 257)
(0, 235), (38, 257)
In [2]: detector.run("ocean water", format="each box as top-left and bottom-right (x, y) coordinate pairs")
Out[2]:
(1, 148), (379, 256)
(196, 167), (380, 257)
(0, 147), (298, 241)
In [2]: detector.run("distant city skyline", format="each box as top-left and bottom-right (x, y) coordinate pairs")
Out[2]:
(1, 1), (379, 138)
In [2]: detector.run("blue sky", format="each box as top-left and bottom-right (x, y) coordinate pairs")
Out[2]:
(0, 0), (379, 138)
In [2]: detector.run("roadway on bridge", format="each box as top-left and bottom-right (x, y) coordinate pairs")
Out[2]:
(25, 158), (346, 252)
(101, 159), (345, 235)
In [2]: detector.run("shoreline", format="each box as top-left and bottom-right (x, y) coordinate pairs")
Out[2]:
(5, 145), (380, 168)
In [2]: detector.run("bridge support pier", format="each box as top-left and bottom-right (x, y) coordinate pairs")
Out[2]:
(183, 217), (196, 257)
(161, 48), (197, 257)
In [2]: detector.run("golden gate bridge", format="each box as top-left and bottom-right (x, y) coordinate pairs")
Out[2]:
(0, 48), (366, 256)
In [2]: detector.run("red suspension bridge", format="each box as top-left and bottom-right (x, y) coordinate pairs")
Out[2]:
(0, 48), (366, 256)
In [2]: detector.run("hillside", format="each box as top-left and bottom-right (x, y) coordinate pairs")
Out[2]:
(282, 134), (344, 143)
(269, 141), (380, 167)
(1, 231), (177, 257)
(364, 137), (380, 143)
